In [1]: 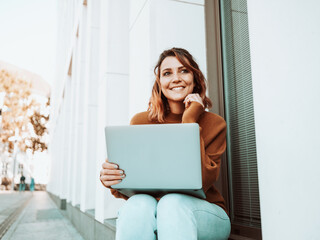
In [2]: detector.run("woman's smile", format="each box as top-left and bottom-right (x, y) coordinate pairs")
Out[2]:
(170, 86), (185, 91)
(160, 56), (195, 104)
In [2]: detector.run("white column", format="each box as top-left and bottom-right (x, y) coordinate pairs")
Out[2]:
(76, 4), (89, 212)
(68, 36), (79, 204)
(47, 118), (60, 195)
(49, 0), (81, 202)
(94, 0), (109, 223)
(80, 0), (100, 212)
(71, 4), (87, 209)
(71, 3), (86, 207)
(67, 1), (82, 204)
(64, 76), (73, 202)
(53, 117), (63, 196)
(71, 36), (82, 206)
(61, 76), (72, 200)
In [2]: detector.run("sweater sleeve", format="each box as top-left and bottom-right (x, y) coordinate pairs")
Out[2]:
(110, 188), (129, 200)
(182, 101), (204, 123)
(100, 176), (129, 200)
(199, 120), (227, 192)
(182, 103), (227, 193)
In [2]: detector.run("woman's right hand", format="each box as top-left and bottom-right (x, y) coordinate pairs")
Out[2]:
(100, 158), (126, 188)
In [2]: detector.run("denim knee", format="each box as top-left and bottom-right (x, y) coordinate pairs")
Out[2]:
(157, 193), (195, 213)
(116, 194), (157, 240)
(158, 193), (185, 206)
(125, 194), (157, 209)
(157, 193), (196, 221)
(156, 193), (230, 240)
(118, 194), (157, 218)
(157, 194), (197, 239)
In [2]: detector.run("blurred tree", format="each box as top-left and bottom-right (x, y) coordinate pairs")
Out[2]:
(0, 69), (32, 153)
(26, 99), (50, 154)
(0, 68), (49, 163)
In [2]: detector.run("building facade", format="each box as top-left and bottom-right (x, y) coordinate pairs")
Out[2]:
(48, 0), (320, 239)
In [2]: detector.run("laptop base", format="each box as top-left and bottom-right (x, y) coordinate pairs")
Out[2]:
(112, 188), (206, 199)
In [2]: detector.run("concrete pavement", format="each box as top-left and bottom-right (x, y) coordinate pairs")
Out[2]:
(0, 192), (31, 227)
(0, 191), (84, 240)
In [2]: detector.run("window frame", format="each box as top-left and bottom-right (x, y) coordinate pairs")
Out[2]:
(204, 1), (262, 239)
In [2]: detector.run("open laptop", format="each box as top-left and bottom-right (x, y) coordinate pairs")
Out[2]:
(104, 123), (205, 199)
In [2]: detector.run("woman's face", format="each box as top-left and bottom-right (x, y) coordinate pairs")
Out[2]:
(159, 56), (195, 103)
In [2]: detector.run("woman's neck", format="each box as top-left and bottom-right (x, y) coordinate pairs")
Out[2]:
(168, 101), (185, 114)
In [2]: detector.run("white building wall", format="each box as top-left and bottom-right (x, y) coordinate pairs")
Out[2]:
(247, 0), (320, 239)
(47, 0), (320, 237)
(49, 0), (207, 223)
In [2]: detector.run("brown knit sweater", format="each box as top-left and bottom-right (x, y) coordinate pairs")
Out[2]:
(110, 102), (227, 212)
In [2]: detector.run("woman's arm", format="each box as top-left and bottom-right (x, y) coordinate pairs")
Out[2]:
(109, 188), (129, 200)
(182, 100), (227, 193)
(198, 120), (226, 192)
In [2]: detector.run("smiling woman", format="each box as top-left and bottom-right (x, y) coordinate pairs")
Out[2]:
(159, 56), (195, 110)
(100, 48), (231, 240)
(148, 48), (212, 123)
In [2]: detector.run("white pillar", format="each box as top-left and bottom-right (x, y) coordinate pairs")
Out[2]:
(76, 4), (89, 212)
(94, 0), (109, 223)
(60, 88), (69, 200)
(70, 5), (87, 209)
(53, 117), (63, 196)
(64, 76), (73, 202)
(80, 0), (100, 212)
(68, 36), (79, 204)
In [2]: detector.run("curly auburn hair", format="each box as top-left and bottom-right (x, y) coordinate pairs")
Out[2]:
(148, 47), (212, 123)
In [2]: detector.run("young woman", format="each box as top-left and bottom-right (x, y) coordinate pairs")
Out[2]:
(100, 48), (231, 240)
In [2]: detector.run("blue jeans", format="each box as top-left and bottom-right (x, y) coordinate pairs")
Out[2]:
(19, 183), (25, 191)
(116, 193), (231, 240)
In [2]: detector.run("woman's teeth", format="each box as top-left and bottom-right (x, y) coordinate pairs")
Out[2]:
(172, 87), (184, 91)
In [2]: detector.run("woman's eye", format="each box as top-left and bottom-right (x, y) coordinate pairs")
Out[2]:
(163, 72), (171, 76)
(181, 69), (189, 73)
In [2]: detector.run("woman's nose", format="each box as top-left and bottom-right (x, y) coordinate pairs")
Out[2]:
(172, 72), (182, 82)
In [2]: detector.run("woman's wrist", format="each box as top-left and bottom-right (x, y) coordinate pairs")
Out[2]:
(182, 101), (204, 123)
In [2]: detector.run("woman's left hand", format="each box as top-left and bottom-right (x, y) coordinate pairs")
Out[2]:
(183, 93), (204, 109)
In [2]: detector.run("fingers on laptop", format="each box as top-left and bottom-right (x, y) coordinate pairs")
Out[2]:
(102, 161), (119, 170)
(100, 176), (124, 186)
(100, 176), (123, 186)
(102, 158), (119, 169)
(100, 174), (124, 181)
(101, 179), (122, 187)
(100, 168), (126, 186)
(101, 169), (124, 176)
(101, 159), (125, 187)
